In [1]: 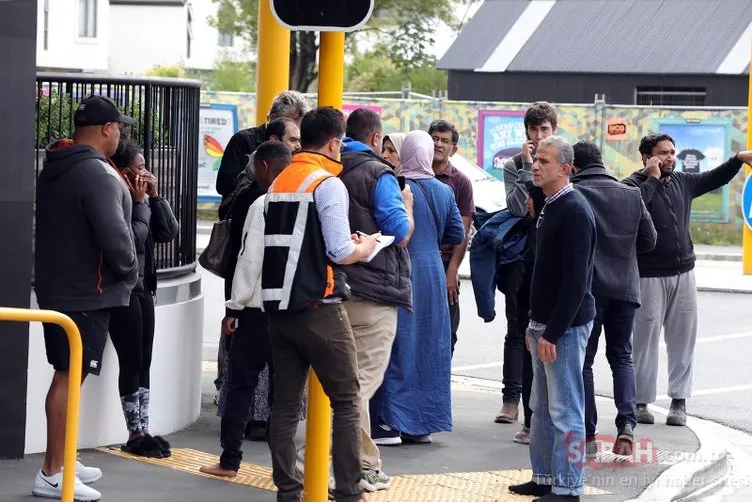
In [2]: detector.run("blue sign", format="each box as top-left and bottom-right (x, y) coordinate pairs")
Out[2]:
(477, 110), (526, 181)
(656, 119), (731, 223)
(742, 174), (752, 231)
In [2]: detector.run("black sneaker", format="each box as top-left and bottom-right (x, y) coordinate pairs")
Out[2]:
(147, 435), (172, 458)
(636, 404), (655, 424)
(613, 423), (634, 456)
(122, 436), (163, 458)
(372, 423), (402, 446)
(509, 481), (552, 497)
(666, 399), (687, 426)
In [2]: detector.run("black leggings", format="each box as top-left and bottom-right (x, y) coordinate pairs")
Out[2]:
(110, 292), (156, 397)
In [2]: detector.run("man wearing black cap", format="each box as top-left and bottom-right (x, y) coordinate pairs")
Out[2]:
(32, 95), (138, 501)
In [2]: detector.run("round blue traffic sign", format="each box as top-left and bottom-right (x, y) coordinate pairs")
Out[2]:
(742, 173), (752, 231)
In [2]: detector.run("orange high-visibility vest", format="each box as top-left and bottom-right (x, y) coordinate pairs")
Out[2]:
(261, 152), (348, 312)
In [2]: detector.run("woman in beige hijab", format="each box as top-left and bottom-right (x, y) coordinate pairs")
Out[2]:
(382, 133), (406, 174)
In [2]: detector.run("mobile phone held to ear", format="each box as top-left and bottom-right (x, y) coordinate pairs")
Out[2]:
(397, 175), (406, 190)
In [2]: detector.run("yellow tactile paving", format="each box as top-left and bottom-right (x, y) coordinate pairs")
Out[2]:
(98, 447), (276, 491)
(99, 447), (610, 501)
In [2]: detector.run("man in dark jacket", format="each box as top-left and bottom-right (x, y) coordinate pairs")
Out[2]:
(624, 133), (752, 427)
(571, 141), (656, 457)
(339, 108), (414, 491)
(215, 90), (308, 200)
(33, 95), (138, 501)
(497, 102), (558, 440)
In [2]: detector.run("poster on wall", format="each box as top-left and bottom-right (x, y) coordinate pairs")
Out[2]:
(656, 119), (731, 222)
(477, 110), (526, 181)
(343, 104), (382, 119)
(198, 104), (238, 202)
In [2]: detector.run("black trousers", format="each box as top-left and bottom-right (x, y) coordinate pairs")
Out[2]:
(500, 261), (533, 427)
(583, 298), (638, 439)
(109, 292), (156, 396)
(219, 308), (272, 471)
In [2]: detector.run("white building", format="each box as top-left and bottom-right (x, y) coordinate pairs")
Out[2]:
(36, 0), (244, 75)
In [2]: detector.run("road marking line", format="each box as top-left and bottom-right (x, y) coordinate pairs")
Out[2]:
(452, 331), (752, 372)
(655, 384), (752, 401)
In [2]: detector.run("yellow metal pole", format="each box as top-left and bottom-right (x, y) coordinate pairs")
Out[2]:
(302, 31), (346, 502)
(255, 0), (291, 125)
(744, 56), (752, 275)
(0, 308), (82, 502)
(317, 32), (346, 110)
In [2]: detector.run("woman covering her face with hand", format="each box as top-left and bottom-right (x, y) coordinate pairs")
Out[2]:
(110, 141), (179, 458)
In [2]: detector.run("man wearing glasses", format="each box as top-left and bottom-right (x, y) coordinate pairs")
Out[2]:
(428, 120), (475, 356)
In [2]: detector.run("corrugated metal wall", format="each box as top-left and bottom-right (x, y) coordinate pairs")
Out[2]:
(448, 71), (749, 106)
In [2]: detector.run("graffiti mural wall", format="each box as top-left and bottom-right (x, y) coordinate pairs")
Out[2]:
(201, 91), (748, 234)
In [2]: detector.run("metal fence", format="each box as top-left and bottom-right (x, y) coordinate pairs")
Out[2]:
(35, 73), (201, 277)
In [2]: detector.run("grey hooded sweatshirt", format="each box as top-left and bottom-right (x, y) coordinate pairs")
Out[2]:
(35, 140), (138, 311)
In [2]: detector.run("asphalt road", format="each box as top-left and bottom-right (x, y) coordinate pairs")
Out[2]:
(199, 267), (752, 435)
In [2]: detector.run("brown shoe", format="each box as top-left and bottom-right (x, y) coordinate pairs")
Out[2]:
(494, 402), (519, 424)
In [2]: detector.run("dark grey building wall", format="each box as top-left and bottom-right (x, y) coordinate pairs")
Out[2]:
(447, 71), (750, 106)
(0, 0), (37, 458)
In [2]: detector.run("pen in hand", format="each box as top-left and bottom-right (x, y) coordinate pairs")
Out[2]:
(356, 230), (381, 243)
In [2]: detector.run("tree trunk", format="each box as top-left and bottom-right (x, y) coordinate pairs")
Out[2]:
(289, 31), (318, 92)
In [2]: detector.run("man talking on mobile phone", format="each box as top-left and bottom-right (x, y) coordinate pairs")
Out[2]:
(624, 134), (752, 427)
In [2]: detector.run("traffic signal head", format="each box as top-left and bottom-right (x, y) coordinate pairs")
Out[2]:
(270, 0), (374, 32)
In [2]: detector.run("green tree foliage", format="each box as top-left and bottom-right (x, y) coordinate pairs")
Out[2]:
(346, 45), (447, 95)
(210, 0), (462, 92)
(206, 58), (256, 92)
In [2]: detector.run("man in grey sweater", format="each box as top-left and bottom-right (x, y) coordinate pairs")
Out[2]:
(497, 102), (557, 443)
(33, 95), (138, 502)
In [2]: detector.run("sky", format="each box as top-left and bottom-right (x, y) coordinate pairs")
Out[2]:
(431, 2), (483, 59)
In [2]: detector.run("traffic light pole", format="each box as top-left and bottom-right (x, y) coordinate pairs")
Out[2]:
(744, 54), (752, 275)
(303, 31), (346, 502)
(256, 0), (290, 125)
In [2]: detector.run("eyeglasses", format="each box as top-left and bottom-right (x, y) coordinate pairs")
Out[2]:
(334, 137), (345, 149)
(431, 136), (454, 146)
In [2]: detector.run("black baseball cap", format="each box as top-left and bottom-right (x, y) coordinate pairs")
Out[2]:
(74, 95), (136, 127)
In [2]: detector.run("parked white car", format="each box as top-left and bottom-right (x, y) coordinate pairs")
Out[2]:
(450, 153), (507, 216)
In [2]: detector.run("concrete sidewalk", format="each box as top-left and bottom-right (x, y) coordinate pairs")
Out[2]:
(0, 386), (722, 502)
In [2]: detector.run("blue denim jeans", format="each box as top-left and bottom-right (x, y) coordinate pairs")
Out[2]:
(528, 321), (592, 496)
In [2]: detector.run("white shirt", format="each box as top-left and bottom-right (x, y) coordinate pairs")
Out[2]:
(226, 196), (266, 311)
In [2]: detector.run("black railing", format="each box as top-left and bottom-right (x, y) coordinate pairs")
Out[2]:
(35, 73), (201, 277)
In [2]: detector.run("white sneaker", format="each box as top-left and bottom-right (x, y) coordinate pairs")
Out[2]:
(76, 461), (103, 484)
(32, 469), (102, 501)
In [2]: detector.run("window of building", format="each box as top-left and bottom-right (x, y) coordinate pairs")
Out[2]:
(78, 0), (97, 38)
(218, 32), (234, 47)
(186, 3), (193, 59)
(43, 0), (49, 50)
(635, 86), (706, 106)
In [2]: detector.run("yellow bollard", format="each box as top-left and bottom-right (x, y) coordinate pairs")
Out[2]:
(255, 0), (291, 125)
(0, 308), (82, 502)
(302, 31), (346, 502)
(744, 56), (752, 275)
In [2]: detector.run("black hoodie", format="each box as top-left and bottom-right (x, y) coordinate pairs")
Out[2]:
(623, 155), (743, 278)
(35, 140), (138, 311)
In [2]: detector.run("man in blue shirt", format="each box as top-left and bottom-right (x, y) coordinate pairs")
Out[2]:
(339, 108), (415, 493)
